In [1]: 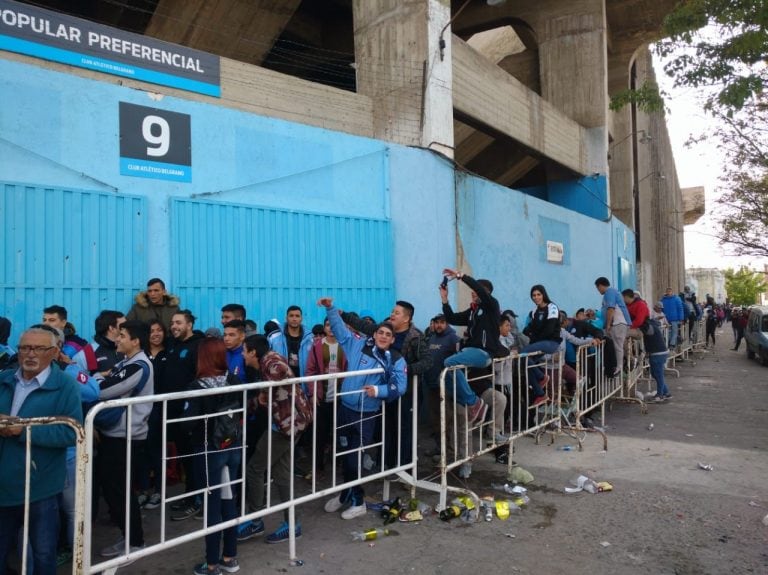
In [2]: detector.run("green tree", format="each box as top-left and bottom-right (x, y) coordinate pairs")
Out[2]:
(724, 266), (768, 306)
(657, 0), (768, 115)
(698, 102), (768, 258)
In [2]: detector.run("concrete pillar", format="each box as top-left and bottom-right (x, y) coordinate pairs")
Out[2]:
(609, 106), (635, 228)
(536, 0), (610, 214)
(352, 0), (454, 156)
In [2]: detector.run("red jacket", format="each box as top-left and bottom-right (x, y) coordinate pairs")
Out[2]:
(626, 298), (650, 329)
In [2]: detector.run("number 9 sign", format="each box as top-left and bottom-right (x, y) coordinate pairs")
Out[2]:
(119, 102), (192, 182)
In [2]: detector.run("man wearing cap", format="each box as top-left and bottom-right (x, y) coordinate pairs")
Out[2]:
(423, 314), (460, 448)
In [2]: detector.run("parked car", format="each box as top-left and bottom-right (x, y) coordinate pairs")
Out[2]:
(744, 306), (768, 366)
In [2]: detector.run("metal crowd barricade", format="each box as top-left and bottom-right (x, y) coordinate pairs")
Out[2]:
(78, 368), (421, 574)
(417, 351), (562, 512)
(0, 415), (86, 575)
(613, 335), (647, 413)
(557, 343), (614, 450)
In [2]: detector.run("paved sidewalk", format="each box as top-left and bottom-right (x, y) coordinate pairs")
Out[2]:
(93, 329), (768, 575)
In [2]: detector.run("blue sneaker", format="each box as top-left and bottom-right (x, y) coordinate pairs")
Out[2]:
(236, 519), (264, 541)
(265, 521), (302, 544)
(193, 563), (221, 575)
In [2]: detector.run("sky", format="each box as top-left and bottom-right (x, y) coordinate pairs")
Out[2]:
(652, 54), (768, 273)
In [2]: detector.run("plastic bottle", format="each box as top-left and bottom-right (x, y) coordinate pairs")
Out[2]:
(351, 528), (391, 541)
(439, 505), (463, 521)
(558, 445), (574, 451)
(490, 482), (528, 495)
(480, 501), (493, 522)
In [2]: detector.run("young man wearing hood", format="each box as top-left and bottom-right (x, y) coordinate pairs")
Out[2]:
(318, 297), (407, 520)
(126, 278), (180, 331)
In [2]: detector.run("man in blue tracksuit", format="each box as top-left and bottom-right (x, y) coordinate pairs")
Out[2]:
(317, 297), (407, 521)
(267, 306), (314, 378)
(661, 287), (685, 348)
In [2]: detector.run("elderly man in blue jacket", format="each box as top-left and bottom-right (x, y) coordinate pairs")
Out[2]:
(0, 325), (82, 575)
(317, 297), (407, 521)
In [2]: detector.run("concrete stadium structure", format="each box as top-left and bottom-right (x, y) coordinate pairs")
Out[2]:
(0, 0), (704, 340)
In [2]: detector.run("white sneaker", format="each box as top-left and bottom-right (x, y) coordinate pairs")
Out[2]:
(324, 495), (347, 513)
(458, 462), (472, 479)
(341, 503), (367, 520)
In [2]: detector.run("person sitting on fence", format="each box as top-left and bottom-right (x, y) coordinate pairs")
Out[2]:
(622, 289), (651, 340)
(318, 297), (407, 520)
(439, 270), (509, 423)
(520, 284), (562, 406)
(557, 312), (600, 396)
(238, 335), (312, 543)
(0, 325), (83, 575)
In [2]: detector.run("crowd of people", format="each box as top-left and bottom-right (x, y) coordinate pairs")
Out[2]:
(0, 274), (737, 575)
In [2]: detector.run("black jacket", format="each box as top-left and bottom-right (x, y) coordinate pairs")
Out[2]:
(442, 274), (508, 357)
(156, 331), (206, 415)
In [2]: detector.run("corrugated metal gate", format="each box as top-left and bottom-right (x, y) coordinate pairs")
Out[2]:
(0, 182), (147, 343)
(170, 198), (394, 326)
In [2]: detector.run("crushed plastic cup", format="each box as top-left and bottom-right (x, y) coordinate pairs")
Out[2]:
(697, 462), (714, 471)
(565, 475), (598, 494)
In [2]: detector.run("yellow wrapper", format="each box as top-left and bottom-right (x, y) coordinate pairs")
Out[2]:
(457, 496), (476, 510)
(596, 481), (613, 492)
(496, 500), (510, 520)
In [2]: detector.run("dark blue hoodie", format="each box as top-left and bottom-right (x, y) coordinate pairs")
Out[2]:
(424, 325), (460, 387)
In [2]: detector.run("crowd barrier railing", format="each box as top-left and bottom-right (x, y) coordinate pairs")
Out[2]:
(563, 342), (619, 448)
(79, 368), (421, 574)
(0, 415), (86, 575)
(417, 351), (562, 511)
(615, 335), (648, 413)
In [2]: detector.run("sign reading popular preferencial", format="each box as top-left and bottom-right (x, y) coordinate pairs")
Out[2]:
(0, 0), (220, 97)
(119, 102), (192, 182)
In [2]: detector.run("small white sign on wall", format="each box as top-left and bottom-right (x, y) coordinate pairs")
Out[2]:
(546, 240), (564, 264)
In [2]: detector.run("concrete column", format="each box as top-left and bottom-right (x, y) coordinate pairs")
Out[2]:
(352, 0), (454, 156)
(609, 106), (635, 228)
(536, 0), (610, 215)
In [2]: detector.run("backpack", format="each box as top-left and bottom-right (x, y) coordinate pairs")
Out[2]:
(87, 359), (151, 431)
(209, 395), (243, 450)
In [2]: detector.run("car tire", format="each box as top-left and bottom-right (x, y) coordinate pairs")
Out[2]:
(747, 346), (755, 360)
(761, 348), (768, 367)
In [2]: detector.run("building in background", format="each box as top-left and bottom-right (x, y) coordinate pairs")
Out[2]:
(1, 0), (703, 342)
(686, 268), (727, 304)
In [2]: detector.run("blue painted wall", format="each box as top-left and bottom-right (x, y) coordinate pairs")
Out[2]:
(455, 174), (635, 320)
(0, 55), (633, 344)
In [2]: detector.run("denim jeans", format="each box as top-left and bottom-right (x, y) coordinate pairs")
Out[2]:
(443, 347), (490, 406)
(0, 495), (60, 575)
(667, 322), (679, 348)
(197, 448), (241, 566)
(519, 340), (560, 395)
(337, 405), (378, 506)
(648, 353), (669, 396)
(58, 455), (76, 547)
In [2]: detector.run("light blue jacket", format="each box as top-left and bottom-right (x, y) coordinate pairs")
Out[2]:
(268, 325), (314, 377)
(326, 306), (407, 413)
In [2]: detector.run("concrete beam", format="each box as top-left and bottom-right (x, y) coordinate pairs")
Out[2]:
(452, 35), (587, 175)
(145, 0), (303, 66)
(1, 50), (374, 140)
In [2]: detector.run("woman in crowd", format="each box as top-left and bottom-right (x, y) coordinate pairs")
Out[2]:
(520, 284), (562, 406)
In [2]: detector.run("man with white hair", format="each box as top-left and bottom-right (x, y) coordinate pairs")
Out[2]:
(0, 325), (82, 575)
